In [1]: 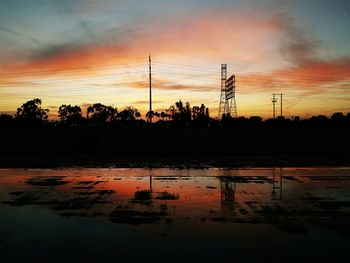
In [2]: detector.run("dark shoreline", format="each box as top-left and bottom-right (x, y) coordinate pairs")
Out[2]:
(1, 154), (349, 168)
(1, 128), (349, 168)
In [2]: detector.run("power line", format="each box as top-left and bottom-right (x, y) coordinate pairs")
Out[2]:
(0, 72), (147, 86)
(0, 62), (146, 77)
(153, 61), (217, 71)
(1, 61), (348, 84)
(154, 62), (350, 82)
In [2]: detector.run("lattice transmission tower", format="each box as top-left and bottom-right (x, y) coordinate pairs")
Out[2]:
(218, 64), (237, 118)
(218, 64), (227, 118)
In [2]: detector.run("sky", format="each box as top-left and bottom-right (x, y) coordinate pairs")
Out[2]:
(0, 0), (350, 119)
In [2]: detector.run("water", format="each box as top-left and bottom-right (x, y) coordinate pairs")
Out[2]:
(0, 168), (349, 262)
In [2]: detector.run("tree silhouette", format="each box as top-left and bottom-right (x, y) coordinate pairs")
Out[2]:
(292, 116), (301, 122)
(249, 116), (262, 123)
(331, 112), (347, 127)
(146, 110), (161, 122)
(192, 104), (210, 127)
(15, 98), (49, 125)
(154, 111), (160, 120)
(58, 104), (84, 127)
(331, 112), (345, 120)
(167, 100), (191, 126)
(118, 106), (141, 122)
(87, 103), (117, 127)
(249, 116), (263, 127)
(220, 113), (233, 127)
(3, 98), (350, 130)
(160, 111), (170, 121)
(145, 110), (154, 122)
(307, 115), (330, 128)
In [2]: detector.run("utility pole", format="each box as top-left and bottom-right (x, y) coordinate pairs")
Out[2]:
(149, 54), (152, 123)
(272, 94), (277, 119)
(280, 93), (283, 117)
(272, 93), (283, 118)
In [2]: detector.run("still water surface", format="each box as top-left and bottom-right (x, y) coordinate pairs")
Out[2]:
(0, 168), (349, 262)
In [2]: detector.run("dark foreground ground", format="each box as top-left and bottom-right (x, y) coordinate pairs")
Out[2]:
(0, 128), (349, 167)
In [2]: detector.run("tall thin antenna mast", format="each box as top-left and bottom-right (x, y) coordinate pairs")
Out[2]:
(149, 54), (152, 123)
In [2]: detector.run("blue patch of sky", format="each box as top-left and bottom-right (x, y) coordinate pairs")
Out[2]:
(1, 0), (349, 61)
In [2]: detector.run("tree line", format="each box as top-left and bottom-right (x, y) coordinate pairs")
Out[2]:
(0, 98), (349, 129)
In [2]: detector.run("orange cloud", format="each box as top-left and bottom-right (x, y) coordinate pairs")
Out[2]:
(127, 79), (215, 92)
(237, 58), (350, 93)
(0, 9), (288, 76)
(1, 8), (349, 118)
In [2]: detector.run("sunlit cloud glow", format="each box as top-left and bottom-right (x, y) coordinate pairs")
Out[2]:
(0, 0), (349, 119)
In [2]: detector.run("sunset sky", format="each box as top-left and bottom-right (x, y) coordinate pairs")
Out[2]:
(0, 0), (349, 119)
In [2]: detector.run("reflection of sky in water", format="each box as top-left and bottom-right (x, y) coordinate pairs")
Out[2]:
(0, 168), (349, 262)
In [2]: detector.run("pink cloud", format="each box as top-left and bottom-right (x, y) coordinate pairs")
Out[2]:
(0, 9), (289, 75)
